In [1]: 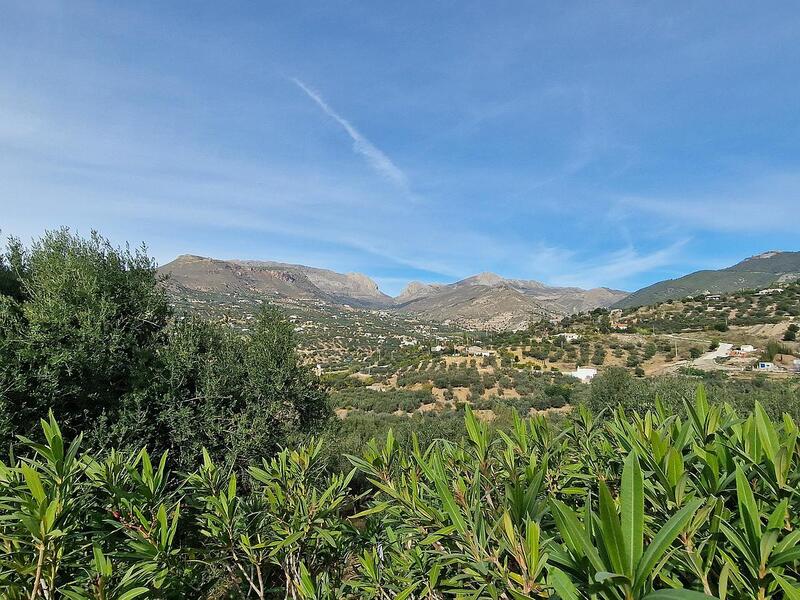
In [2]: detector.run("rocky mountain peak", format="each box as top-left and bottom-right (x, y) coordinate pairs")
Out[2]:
(396, 281), (440, 303)
(343, 272), (382, 295)
(461, 272), (506, 287)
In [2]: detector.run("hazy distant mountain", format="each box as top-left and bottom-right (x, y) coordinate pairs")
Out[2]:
(614, 251), (800, 308)
(395, 272), (628, 330)
(159, 255), (393, 308)
(160, 256), (628, 330)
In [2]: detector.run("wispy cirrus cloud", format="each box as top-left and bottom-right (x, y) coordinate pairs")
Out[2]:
(291, 78), (408, 188)
(618, 172), (800, 234)
(548, 239), (690, 290)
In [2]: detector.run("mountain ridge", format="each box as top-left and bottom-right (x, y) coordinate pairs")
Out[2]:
(160, 254), (393, 308)
(158, 255), (628, 329)
(160, 250), (800, 329)
(614, 250), (800, 308)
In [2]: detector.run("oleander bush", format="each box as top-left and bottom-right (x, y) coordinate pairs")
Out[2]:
(4, 387), (800, 598)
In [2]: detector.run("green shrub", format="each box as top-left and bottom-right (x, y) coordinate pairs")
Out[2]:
(5, 392), (800, 598)
(0, 231), (330, 470)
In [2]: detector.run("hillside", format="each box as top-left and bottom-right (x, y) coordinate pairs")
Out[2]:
(159, 255), (393, 308)
(396, 280), (552, 330)
(326, 281), (799, 427)
(614, 251), (800, 308)
(396, 272), (626, 329)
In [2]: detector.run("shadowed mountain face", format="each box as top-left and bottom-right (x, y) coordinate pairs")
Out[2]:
(614, 251), (800, 308)
(159, 256), (628, 330)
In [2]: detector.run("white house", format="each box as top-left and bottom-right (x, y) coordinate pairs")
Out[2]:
(557, 333), (581, 342)
(431, 345), (446, 353)
(757, 361), (775, 371)
(467, 346), (495, 357)
(568, 367), (597, 383)
(757, 288), (784, 296)
(739, 345), (756, 353)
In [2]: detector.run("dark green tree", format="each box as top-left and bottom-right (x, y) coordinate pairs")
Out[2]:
(0, 229), (330, 467)
(0, 229), (170, 444)
(139, 308), (330, 471)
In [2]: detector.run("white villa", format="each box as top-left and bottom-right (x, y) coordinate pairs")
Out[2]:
(557, 333), (581, 342)
(467, 346), (495, 357)
(568, 367), (597, 383)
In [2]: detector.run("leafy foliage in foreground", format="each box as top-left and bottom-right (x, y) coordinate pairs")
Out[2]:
(0, 229), (330, 470)
(4, 389), (800, 599)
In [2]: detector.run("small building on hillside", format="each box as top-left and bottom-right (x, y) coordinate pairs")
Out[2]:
(467, 346), (495, 357)
(757, 361), (775, 371)
(568, 367), (597, 383)
(731, 344), (757, 356)
(757, 288), (784, 296)
(705, 294), (722, 301)
(557, 333), (581, 342)
(431, 345), (446, 353)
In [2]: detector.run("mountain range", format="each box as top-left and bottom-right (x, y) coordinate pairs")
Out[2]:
(159, 250), (800, 329)
(159, 255), (626, 329)
(392, 273), (626, 330)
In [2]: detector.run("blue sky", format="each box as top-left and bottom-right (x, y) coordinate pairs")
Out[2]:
(1, 2), (799, 295)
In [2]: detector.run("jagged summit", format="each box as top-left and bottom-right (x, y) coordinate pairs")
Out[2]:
(396, 281), (440, 303)
(160, 255), (392, 308)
